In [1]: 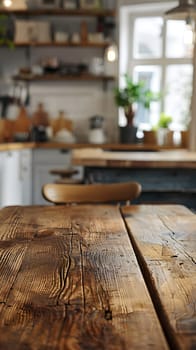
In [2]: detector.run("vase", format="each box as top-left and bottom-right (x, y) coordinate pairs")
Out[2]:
(156, 128), (174, 146)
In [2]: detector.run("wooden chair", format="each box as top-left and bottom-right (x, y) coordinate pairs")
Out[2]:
(42, 181), (142, 205)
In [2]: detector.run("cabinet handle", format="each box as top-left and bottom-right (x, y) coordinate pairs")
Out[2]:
(60, 149), (69, 154)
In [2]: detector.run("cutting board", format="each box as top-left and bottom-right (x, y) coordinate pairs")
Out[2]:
(0, 120), (14, 142)
(51, 113), (73, 135)
(12, 106), (31, 134)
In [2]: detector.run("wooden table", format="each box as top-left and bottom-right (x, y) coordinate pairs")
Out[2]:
(0, 204), (195, 350)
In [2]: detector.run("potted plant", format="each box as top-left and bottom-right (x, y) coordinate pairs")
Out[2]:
(114, 74), (159, 143)
(143, 112), (173, 146)
(156, 112), (173, 146)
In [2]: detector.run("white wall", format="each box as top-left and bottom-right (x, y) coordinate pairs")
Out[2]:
(29, 83), (117, 142)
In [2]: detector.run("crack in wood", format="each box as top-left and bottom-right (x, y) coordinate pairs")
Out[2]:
(79, 240), (86, 313)
(159, 218), (196, 265)
(56, 233), (73, 305)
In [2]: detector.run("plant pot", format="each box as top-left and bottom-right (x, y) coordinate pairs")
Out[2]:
(119, 125), (138, 144)
(180, 130), (189, 148)
(143, 129), (174, 146)
(156, 128), (174, 146)
(143, 130), (157, 145)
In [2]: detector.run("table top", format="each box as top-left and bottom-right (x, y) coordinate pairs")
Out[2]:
(0, 204), (195, 350)
(72, 149), (196, 168)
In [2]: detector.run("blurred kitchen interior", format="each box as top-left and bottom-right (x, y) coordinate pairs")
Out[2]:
(0, 0), (196, 148)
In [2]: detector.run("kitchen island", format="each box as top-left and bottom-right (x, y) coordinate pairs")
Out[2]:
(72, 149), (196, 210)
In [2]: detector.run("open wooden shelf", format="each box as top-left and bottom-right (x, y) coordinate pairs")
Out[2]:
(1, 8), (115, 17)
(13, 41), (109, 48)
(13, 73), (115, 82)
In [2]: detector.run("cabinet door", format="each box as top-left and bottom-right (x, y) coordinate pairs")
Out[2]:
(0, 150), (32, 207)
(1, 151), (22, 207)
(32, 149), (72, 205)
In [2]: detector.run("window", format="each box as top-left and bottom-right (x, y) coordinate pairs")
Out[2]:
(119, 2), (193, 130)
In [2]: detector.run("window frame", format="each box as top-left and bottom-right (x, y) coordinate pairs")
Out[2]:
(119, 1), (193, 128)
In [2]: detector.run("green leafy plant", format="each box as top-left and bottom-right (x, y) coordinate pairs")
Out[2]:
(0, 14), (14, 48)
(157, 112), (172, 129)
(114, 74), (160, 125)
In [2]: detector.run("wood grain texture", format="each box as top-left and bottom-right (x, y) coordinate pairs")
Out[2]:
(0, 205), (168, 350)
(122, 204), (194, 217)
(122, 205), (196, 350)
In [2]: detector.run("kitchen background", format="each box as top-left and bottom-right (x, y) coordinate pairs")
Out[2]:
(0, 0), (195, 147)
(0, 0), (118, 143)
(0, 0), (196, 208)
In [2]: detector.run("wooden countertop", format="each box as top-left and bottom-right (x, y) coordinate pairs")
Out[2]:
(0, 141), (185, 152)
(34, 142), (170, 151)
(0, 142), (35, 151)
(72, 148), (196, 168)
(0, 204), (195, 349)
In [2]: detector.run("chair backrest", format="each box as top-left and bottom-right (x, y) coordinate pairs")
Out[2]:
(42, 182), (142, 204)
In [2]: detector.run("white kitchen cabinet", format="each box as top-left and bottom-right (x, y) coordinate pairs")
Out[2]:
(32, 149), (83, 205)
(0, 149), (32, 207)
